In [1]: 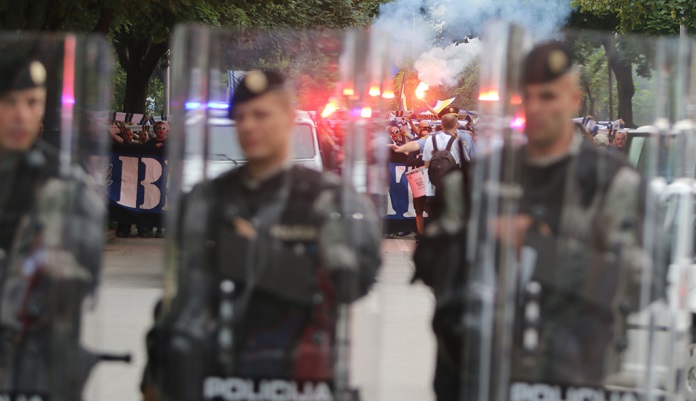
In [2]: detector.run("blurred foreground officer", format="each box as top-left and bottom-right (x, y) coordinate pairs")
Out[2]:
(414, 41), (656, 400)
(142, 70), (381, 401)
(0, 57), (52, 254)
(0, 50), (114, 400)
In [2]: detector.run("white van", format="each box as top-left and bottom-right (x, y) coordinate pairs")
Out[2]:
(209, 110), (324, 170)
(181, 110), (328, 189)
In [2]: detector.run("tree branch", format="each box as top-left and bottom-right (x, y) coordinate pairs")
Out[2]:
(92, 6), (115, 35)
(26, 0), (51, 30)
(142, 40), (170, 75)
(113, 31), (130, 70)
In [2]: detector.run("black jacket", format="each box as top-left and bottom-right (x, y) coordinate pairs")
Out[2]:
(144, 165), (381, 401)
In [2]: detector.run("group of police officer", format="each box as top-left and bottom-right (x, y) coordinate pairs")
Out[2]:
(0, 22), (693, 401)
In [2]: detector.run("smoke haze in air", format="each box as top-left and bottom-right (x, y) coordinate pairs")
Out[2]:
(375, 0), (573, 88)
(414, 40), (481, 87)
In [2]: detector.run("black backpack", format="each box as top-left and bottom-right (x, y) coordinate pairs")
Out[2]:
(406, 145), (424, 168)
(428, 134), (459, 188)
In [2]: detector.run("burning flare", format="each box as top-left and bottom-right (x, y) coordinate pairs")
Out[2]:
(382, 78), (395, 99)
(415, 82), (429, 99)
(321, 99), (339, 118)
(479, 90), (500, 102)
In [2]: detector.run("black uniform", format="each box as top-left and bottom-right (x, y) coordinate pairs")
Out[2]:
(144, 165), (381, 401)
(414, 132), (657, 400)
(0, 143), (55, 256)
(0, 139), (106, 401)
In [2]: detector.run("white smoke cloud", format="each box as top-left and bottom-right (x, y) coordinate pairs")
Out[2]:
(375, 0), (573, 88)
(373, 0), (437, 66)
(414, 39), (481, 87)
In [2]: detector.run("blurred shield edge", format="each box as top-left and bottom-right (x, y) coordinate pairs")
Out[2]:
(146, 25), (393, 401)
(460, 21), (696, 401)
(0, 32), (119, 401)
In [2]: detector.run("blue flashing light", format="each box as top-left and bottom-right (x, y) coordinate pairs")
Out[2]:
(185, 101), (202, 110)
(208, 101), (230, 110)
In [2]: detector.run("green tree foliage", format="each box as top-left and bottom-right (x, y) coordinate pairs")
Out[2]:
(112, 62), (127, 113)
(570, 1), (696, 126)
(453, 61), (479, 112)
(576, 44), (619, 120)
(0, 0), (388, 113)
(573, 0), (696, 35)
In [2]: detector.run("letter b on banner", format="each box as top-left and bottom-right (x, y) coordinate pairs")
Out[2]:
(110, 154), (167, 213)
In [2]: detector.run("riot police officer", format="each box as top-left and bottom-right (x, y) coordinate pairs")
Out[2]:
(416, 40), (659, 400)
(142, 70), (382, 401)
(0, 40), (115, 401)
(501, 40), (655, 386)
(0, 56), (52, 257)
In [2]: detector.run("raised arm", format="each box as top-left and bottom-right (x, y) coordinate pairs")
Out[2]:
(390, 140), (421, 154)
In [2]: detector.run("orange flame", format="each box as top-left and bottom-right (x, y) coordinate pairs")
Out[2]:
(479, 90), (500, 102)
(343, 87), (355, 96)
(321, 99), (339, 118)
(369, 85), (381, 97)
(382, 77), (395, 99)
(415, 82), (429, 99)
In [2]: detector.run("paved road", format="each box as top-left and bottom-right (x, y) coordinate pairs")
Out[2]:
(83, 237), (435, 401)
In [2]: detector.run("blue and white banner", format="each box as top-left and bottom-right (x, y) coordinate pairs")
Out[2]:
(386, 162), (417, 221)
(107, 149), (417, 233)
(107, 152), (168, 218)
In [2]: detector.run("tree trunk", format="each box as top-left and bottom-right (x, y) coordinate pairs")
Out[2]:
(602, 36), (636, 128)
(123, 62), (151, 113)
(92, 7), (114, 35)
(580, 76), (595, 117)
(587, 84), (596, 117)
(116, 36), (169, 113)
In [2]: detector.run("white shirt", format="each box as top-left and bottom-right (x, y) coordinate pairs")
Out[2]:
(421, 132), (461, 196)
(422, 132), (462, 165)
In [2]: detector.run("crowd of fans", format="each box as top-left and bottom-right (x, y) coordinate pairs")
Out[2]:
(578, 116), (628, 153)
(386, 110), (631, 241)
(110, 120), (168, 150)
(105, 111), (629, 242)
(386, 107), (477, 241)
(109, 120), (169, 238)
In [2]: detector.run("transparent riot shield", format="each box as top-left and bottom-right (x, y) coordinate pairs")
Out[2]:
(0, 33), (118, 401)
(460, 23), (692, 401)
(647, 33), (696, 401)
(462, 21), (532, 401)
(144, 26), (388, 401)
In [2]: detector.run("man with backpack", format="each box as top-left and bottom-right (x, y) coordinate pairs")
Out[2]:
(423, 112), (464, 191)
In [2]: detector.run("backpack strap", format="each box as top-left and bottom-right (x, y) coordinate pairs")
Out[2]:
(431, 134), (439, 152)
(445, 135), (457, 151)
(456, 136), (469, 163)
